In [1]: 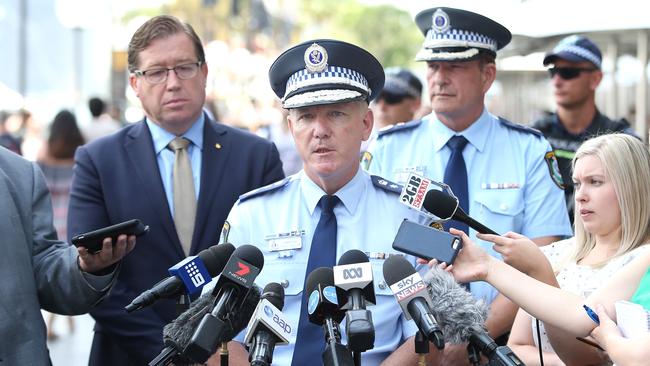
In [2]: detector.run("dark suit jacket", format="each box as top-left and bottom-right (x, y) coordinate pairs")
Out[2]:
(0, 147), (111, 365)
(68, 116), (284, 365)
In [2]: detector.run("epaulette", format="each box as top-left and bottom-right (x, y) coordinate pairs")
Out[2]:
(239, 176), (292, 203)
(498, 117), (542, 137)
(377, 119), (422, 138)
(371, 175), (402, 194)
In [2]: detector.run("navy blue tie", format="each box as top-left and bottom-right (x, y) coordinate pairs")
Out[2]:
(291, 195), (339, 366)
(443, 135), (470, 235)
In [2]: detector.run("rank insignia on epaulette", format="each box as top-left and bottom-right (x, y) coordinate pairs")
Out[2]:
(545, 151), (564, 189)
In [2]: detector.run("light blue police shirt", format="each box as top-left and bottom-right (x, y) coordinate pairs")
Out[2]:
(146, 115), (203, 217)
(219, 168), (425, 365)
(366, 109), (572, 303)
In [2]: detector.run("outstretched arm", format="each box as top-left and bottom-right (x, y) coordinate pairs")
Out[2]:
(449, 228), (650, 337)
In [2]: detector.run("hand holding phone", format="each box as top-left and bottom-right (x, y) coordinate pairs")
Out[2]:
(71, 219), (149, 254)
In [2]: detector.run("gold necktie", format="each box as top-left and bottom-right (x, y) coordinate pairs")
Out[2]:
(168, 137), (196, 255)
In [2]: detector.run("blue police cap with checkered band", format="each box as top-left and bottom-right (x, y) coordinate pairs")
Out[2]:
(414, 7), (511, 62)
(269, 39), (385, 109)
(543, 35), (602, 69)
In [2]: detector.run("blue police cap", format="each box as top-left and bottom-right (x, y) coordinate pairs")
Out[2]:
(269, 39), (385, 109)
(543, 35), (602, 69)
(382, 67), (422, 99)
(414, 7), (511, 62)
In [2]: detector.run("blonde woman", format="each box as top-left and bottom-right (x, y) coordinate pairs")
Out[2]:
(466, 133), (650, 365)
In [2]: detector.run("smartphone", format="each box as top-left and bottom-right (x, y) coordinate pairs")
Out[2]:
(71, 219), (149, 254)
(392, 220), (462, 264)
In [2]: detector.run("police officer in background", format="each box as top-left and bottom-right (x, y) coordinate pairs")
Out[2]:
(362, 68), (423, 150)
(366, 7), (572, 365)
(532, 35), (638, 223)
(215, 39), (428, 365)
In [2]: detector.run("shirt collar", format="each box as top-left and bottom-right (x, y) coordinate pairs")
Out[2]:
(146, 113), (205, 154)
(300, 168), (366, 216)
(428, 107), (492, 153)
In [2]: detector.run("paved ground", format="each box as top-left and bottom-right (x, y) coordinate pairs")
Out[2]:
(45, 312), (94, 365)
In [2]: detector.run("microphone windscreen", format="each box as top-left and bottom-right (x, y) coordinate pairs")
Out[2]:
(423, 189), (457, 219)
(305, 267), (335, 296)
(199, 243), (236, 276)
(163, 291), (216, 350)
(382, 255), (416, 286)
(261, 282), (285, 310)
(424, 266), (488, 344)
(337, 249), (369, 265)
(217, 284), (262, 343)
(233, 244), (265, 269)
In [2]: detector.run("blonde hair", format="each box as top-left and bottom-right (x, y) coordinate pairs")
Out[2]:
(566, 133), (650, 268)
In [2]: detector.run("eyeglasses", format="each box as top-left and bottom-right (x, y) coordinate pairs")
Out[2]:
(134, 61), (203, 84)
(548, 67), (597, 80)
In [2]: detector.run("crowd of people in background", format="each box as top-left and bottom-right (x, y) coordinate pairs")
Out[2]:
(0, 6), (649, 366)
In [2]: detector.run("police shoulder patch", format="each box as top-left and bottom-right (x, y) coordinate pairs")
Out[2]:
(220, 221), (231, 243)
(371, 175), (403, 194)
(544, 151), (564, 189)
(360, 151), (372, 170)
(498, 117), (542, 137)
(377, 119), (422, 138)
(239, 176), (292, 203)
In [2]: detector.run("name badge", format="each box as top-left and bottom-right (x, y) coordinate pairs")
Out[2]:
(265, 231), (304, 252)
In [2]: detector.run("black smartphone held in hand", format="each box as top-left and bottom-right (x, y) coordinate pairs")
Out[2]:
(392, 220), (462, 264)
(71, 219), (149, 254)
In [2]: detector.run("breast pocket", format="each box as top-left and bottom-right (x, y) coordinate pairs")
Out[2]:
(369, 259), (394, 298)
(473, 189), (524, 234)
(256, 258), (307, 296)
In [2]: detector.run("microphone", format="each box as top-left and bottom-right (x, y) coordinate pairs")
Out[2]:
(305, 267), (354, 366)
(382, 255), (444, 349)
(333, 249), (375, 353)
(423, 266), (522, 366)
(398, 172), (439, 219)
(149, 284), (261, 366)
(126, 243), (236, 313)
(245, 283), (292, 366)
(184, 244), (264, 363)
(423, 189), (499, 235)
(422, 266), (488, 344)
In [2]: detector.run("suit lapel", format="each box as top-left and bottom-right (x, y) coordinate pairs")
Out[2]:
(192, 116), (231, 252)
(124, 121), (185, 258)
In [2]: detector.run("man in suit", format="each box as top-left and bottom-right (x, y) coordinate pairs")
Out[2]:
(0, 146), (134, 365)
(68, 15), (284, 365)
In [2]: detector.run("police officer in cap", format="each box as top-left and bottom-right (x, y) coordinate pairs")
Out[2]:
(214, 39), (429, 365)
(366, 8), (572, 365)
(532, 35), (639, 224)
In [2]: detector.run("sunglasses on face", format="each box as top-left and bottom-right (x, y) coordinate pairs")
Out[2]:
(547, 67), (597, 80)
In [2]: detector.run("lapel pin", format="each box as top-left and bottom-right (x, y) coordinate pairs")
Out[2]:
(215, 143), (222, 149)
